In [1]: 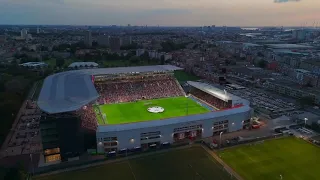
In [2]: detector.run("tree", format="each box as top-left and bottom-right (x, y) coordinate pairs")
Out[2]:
(160, 55), (165, 65)
(56, 58), (65, 68)
(129, 56), (141, 64)
(258, 60), (267, 68)
(141, 51), (150, 61)
(297, 96), (314, 107)
(257, 52), (264, 57)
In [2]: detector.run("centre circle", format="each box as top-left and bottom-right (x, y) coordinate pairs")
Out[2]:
(147, 106), (165, 113)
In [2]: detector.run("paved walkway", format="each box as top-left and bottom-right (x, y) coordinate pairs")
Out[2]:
(201, 145), (244, 180)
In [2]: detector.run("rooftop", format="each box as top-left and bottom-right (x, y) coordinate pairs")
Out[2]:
(37, 65), (182, 114)
(267, 44), (315, 49)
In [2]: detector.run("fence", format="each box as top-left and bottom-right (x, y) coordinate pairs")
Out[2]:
(203, 133), (285, 150)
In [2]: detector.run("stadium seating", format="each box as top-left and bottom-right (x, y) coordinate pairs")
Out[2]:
(77, 106), (97, 131)
(78, 74), (184, 129)
(95, 75), (184, 104)
(190, 88), (230, 109)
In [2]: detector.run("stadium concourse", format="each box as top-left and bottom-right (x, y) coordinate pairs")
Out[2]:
(37, 65), (252, 163)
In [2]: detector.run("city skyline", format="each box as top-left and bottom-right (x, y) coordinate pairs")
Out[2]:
(0, 0), (320, 27)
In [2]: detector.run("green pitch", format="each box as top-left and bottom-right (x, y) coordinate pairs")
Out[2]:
(95, 96), (210, 125)
(218, 137), (320, 180)
(35, 147), (233, 180)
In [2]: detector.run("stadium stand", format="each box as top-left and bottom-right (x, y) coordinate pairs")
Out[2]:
(190, 88), (230, 110)
(95, 74), (184, 104)
(76, 105), (97, 131)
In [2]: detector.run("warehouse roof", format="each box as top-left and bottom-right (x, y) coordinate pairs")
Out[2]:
(37, 65), (182, 114)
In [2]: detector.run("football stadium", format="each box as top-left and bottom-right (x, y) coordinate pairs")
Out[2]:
(37, 65), (252, 163)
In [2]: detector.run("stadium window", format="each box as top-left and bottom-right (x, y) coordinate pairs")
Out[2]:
(224, 120), (228, 123)
(110, 142), (118, 146)
(148, 135), (160, 139)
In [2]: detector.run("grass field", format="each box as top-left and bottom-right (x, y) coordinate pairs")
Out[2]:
(95, 96), (210, 125)
(218, 137), (320, 180)
(35, 147), (233, 180)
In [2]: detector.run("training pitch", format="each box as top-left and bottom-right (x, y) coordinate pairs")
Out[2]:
(218, 137), (320, 180)
(35, 147), (233, 180)
(95, 96), (210, 125)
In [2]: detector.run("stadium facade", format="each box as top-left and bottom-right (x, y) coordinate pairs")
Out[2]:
(96, 105), (251, 153)
(38, 65), (252, 162)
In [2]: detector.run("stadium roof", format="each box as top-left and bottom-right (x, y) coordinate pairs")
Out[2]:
(97, 105), (251, 132)
(37, 65), (182, 114)
(187, 81), (243, 102)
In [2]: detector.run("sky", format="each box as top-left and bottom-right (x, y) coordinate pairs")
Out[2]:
(0, 0), (319, 26)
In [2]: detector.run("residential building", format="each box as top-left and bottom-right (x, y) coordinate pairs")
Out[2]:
(121, 36), (132, 46)
(21, 29), (28, 39)
(84, 30), (92, 47)
(97, 35), (109, 47)
(109, 37), (121, 52)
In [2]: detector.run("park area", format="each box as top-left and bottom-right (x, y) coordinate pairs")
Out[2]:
(95, 96), (209, 125)
(35, 146), (233, 180)
(218, 137), (320, 180)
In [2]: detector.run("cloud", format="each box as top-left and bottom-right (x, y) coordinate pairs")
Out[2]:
(0, 0), (318, 26)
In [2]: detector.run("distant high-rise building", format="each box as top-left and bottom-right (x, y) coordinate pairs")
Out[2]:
(84, 30), (92, 47)
(109, 37), (121, 52)
(292, 30), (307, 41)
(37, 27), (40, 34)
(97, 35), (109, 47)
(120, 36), (132, 46)
(21, 29), (28, 39)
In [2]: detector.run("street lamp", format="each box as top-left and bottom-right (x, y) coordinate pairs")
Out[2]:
(219, 131), (223, 149)
(304, 118), (308, 127)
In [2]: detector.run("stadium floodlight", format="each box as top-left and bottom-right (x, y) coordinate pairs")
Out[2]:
(304, 118), (308, 127)
(219, 132), (223, 149)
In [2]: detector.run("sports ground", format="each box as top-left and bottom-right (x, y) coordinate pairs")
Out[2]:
(95, 96), (210, 125)
(218, 137), (320, 180)
(35, 147), (233, 180)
